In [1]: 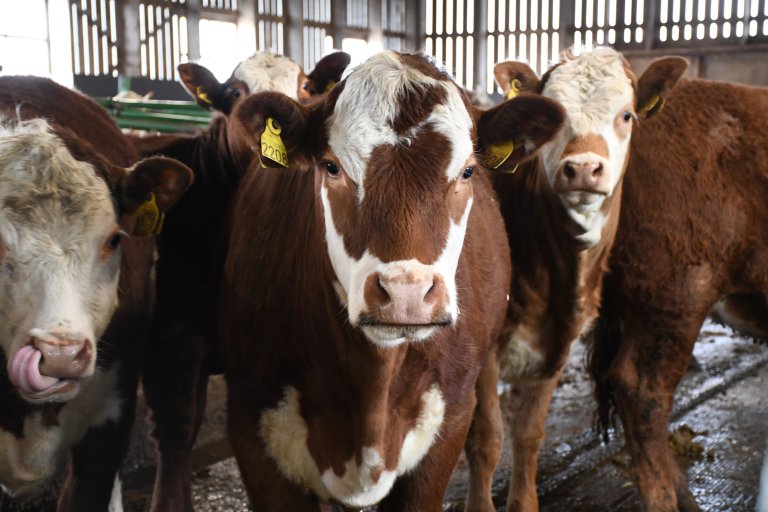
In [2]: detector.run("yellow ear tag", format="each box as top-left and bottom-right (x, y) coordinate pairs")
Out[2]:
(260, 117), (289, 168)
(133, 192), (164, 237)
(486, 141), (516, 170)
(323, 80), (336, 93)
(639, 94), (665, 117)
(505, 79), (522, 101)
(195, 86), (212, 105)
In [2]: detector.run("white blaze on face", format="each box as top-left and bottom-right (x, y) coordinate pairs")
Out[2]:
(0, 118), (122, 402)
(321, 51), (475, 347)
(539, 47), (635, 246)
(232, 52), (303, 99)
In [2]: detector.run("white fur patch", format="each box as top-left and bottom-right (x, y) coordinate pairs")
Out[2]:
(499, 324), (546, 381)
(0, 365), (122, 494)
(232, 52), (302, 100)
(260, 385), (446, 507)
(538, 47), (634, 247)
(108, 474), (123, 512)
(711, 298), (768, 339)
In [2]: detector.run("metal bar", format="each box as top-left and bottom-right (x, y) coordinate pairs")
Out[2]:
(474, 0), (487, 90)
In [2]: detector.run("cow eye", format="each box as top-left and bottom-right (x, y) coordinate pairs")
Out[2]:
(325, 162), (341, 177)
(623, 111), (633, 122)
(231, 88), (241, 98)
(303, 82), (311, 91)
(461, 167), (474, 180)
(104, 230), (126, 254)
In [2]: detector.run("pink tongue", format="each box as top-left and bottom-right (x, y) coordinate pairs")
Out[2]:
(8, 345), (60, 394)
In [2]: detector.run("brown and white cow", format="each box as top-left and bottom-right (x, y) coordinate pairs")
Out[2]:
(132, 51), (350, 511)
(463, 48), (687, 512)
(588, 71), (768, 512)
(216, 50), (564, 511)
(0, 76), (191, 510)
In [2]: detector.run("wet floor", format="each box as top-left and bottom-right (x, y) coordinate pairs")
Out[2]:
(5, 321), (767, 512)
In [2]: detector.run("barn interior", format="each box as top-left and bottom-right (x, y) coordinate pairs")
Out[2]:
(1, 1), (768, 511)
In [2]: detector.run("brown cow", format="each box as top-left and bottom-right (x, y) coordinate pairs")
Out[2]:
(464, 48), (687, 512)
(133, 51), (350, 511)
(216, 51), (565, 511)
(588, 72), (768, 511)
(0, 76), (191, 510)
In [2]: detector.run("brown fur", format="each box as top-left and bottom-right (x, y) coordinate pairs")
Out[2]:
(589, 77), (768, 512)
(135, 56), (350, 512)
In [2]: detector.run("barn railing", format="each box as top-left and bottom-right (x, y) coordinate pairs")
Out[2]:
(98, 97), (211, 132)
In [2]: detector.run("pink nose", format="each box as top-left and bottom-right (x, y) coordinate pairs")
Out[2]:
(30, 332), (93, 380)
(363, 271), (450, 325)
(561, 159), (607, 193)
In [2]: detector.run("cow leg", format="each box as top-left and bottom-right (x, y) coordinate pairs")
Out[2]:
(380, 404), (476, 512)
(503, 368), (563, 512)
(143, 329), (208, 512)
(57, 385), (137, 512)
(609, 317), (702, 512)
(464, 346), (503, 512)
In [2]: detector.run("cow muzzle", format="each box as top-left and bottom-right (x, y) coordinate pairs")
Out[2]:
(553, 156), (611, 197)
(357, 268), (452, 346)
(7, 329), (94, 401)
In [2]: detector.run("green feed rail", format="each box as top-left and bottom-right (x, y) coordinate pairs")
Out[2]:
(97, 98), (212, 133)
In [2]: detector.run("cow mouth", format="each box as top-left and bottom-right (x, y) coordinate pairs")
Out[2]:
(7, 345), (79, 401)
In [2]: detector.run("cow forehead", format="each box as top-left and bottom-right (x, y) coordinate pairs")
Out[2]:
(327, 51), (473, 189)
(542, 48), (634, 134)
(232, 52), (302, 99)
(0, 118), (114, 242)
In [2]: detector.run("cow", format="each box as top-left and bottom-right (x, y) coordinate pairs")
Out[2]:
(588, 69), (768, 511)
(132, 51), (351, 511)
(0, 76), (192, 510)
(463, 47), (687, 512)
(216, 50), (565, 511)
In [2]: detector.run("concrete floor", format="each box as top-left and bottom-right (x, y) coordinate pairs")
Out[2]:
(5, 321), (767, 511)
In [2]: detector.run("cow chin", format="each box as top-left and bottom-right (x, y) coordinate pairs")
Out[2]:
(360, 324), (440, 348)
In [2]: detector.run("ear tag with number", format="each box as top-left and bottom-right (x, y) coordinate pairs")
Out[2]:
(195, 86), (212, 105)
(323, 80), (336, 93)
(260, 117), (289, 168)
(639, 94), (664, 118)
(486, 141), (515, 170)
(133, 192), (164, 237)
(505, 79), (522, 101)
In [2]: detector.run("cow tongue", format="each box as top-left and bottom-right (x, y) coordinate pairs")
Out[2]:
(8, 345), (61, 394)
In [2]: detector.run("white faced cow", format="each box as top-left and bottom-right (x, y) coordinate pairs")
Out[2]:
(216, 51), (564, 511)
(463, 47), (687, 512)
(0, 76), (191, 511)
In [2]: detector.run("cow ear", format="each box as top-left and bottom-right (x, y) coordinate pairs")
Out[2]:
(178, 63), (227, 111)
(476, 94), (565, 172)
(307, 51), (352, 95)
(120, 157), (194, 236)
(493, 61), (541, 100)
(635, 56), (688, 119)
(234, 91), (321, 169)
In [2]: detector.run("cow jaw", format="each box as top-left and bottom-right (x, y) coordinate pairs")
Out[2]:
(538, 47), (635, 248)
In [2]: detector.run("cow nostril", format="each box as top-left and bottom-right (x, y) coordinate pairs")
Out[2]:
(424, 280), (437, 300)
(563, 163), (576, 179)
(376, 277), (390, 302)
(593, 163), (604, 177)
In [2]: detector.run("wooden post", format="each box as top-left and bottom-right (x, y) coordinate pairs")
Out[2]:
(474, 0), (487, 90)
(187, 0), (201, 62)
(116, 0), (140, 88)
(369, 0), (384, 51)
(332, 0), (347, 46)
(404, 0), (423, 52)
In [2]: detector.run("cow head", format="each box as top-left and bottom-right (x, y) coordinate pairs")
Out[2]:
(179, 51), (351, 114)
(0, 118), (192, 403)
(495, 47), (687, 247)
(236, 51), (564, 348)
